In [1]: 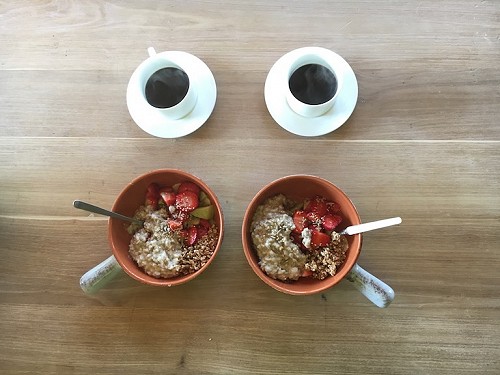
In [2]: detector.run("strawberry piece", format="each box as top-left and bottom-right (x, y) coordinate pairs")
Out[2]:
(304, 196), (328, 217)
(167, 219), (183, 231)
(327, 201), (341, 213)
(146, 183), (160, 196)
(305, 211), (321, 224)
(311, 230), (331, 249)
(175, 191), (199, 212)
(198, 218), (210, 230)
(293, 210), (308, 233)
(290, 232), (308, 251)
(177, 181), (201, 195)
(290, 231), (302, 245)
(160, 188), (176, 206)
(183, 226), (198, 246)
(145, 183), (160, 209)
(160, 191), (175, 206)
(322, 214), (342, 231)
(301, 269), (313, 278)
(196, 224), (209, 239)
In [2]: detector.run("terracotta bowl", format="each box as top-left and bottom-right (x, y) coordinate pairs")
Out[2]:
(109, 169), (224, 286)
(241, 175), (362, 295)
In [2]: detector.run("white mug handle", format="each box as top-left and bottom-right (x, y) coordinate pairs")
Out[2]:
(346, 263), (395, 308)
(147, 47), (157, 57)
(79, 255), (123, 294)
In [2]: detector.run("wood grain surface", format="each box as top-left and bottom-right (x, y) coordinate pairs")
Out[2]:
(1, 1), (499, 374)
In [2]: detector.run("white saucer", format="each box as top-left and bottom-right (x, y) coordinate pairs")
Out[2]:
(127, 51), (217, 138)
(264, 47), (358, 137)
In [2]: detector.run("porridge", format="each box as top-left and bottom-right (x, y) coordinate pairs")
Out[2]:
(250, 194), (348, 281)
(127, 181), (218, 279)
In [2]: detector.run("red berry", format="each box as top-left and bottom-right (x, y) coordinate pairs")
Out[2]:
(327, 201), (341, 213)
(322, 214), (342, 231)
(145, 183), (160, 209)
(198, 218), (210, 230)
(160, 188), (176, 206)
(305, 196), (328, 217)
(311, 230), (331, 249)
(196, 224), (209, 238)
(301, 269), (313, 278)
(293, 210), (308, 233)
(184, 226), (198, 245)
(175, 191), (199, 212)
(177, 181), (201, 195)
(167, 219), (183, 231)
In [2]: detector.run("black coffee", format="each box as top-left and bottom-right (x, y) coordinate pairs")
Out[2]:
(288, 63), (337, 105)
(145, 67), (189, 108)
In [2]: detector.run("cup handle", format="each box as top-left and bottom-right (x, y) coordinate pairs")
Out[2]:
(147, 47), (157, 57)
(346, 263), (395, 308)
(80, 255), (123, 294)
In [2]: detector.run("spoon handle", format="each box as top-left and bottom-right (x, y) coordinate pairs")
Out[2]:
(80, 255), (123, 294)
(73, 200), (141, 225)
(346, 263), (395, 308)
(342, 217), (402, 235)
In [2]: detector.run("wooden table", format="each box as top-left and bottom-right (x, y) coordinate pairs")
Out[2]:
(1, 1), (499, 374)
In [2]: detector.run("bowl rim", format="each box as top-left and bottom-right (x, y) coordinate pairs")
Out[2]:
(241, 174), (362, 295)
(108, 168), (224, 286)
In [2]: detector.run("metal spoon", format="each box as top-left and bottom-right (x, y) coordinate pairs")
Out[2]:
(339, 217), (402, 235)
(73, 200), (143, 226)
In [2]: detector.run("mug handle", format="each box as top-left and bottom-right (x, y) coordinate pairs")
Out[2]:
(346, 263), (395, 308)
(80, 255), (123, 294)
(147, 47), (156, 57)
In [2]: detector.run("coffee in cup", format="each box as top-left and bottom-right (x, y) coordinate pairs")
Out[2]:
(145, 67), (190, 109)
(284, 53), (342, 118)
(288, 63), (337, 105)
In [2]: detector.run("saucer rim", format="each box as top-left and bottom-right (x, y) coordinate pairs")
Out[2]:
(126, 51), (217, 139)
(264, 47), (358, 137)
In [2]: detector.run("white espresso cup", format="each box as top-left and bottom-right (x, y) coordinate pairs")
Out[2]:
(284, 52), (343, 118)
(132, 47), (198, 120)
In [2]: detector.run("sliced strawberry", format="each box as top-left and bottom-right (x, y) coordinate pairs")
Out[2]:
(322, 214), (342, 231)
(290, 231), (302, 245)
(198, 218), (210, 230)
(290, 232), (308, 251)
(301, 269), (313, 278)
(145, 183), (160, 208)
(327, 201), (341, 213)
(177, 181), (201, 195)
(305, 211), (321, 224)
(167, 219), (183, 231)
(304, 196), (328, 217)
(196, 224), (209, 239)
(183, 226), (198, 246)
(160, 188), (176, 206)
(293, 210), (308, 233)
(175, 191), (199, 212)
(147, 183), (160, 197)
(311, 230), (331, 249)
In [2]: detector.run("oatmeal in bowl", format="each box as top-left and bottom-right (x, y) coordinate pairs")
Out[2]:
(109, 169), (224, 287)
(242, 175), (362, 295)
